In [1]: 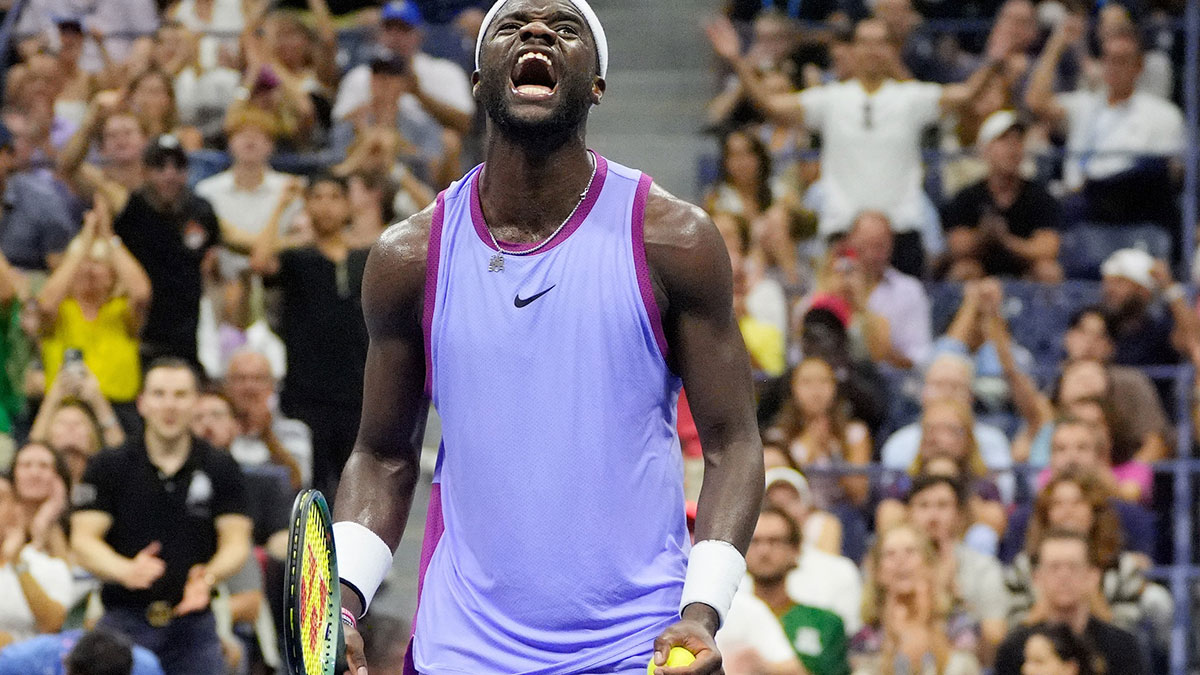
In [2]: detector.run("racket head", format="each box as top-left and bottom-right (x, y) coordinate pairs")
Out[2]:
(283, 489), (344, 675)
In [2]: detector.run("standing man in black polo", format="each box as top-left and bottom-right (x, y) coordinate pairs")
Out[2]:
(70, 358), (252, 675)
(113, 136), (222, 366)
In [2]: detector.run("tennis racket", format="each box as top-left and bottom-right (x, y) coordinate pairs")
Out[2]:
(283, 489), (348, 675)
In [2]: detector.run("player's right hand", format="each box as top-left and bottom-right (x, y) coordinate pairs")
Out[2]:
(343, 622), (368, 675)
(652, 619), (723, 674)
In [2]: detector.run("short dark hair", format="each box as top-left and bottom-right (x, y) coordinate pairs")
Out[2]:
(905, 473), (967, 510)
(1067, 306), (1115, 341)
(1024, 622), (1100, 675)
(759, 505), (802, 548)
(1032, 528), (1094, 568)
(306, 172), (349, 196)
(65, 629), (134, 675)
(143, 357), (200, 392)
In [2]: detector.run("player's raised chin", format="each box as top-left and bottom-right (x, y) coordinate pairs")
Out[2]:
(471, 0), (605, 127)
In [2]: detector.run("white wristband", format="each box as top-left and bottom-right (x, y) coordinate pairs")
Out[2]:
(333, 521), (394, 617)
(679, 539), (746, 629)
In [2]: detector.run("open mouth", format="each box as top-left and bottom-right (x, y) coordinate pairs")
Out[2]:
(510, 51), (558, 99)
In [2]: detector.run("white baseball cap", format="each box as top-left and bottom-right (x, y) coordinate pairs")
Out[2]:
(1101, 248), (1157, 290)
(976, 109), (1026, 149)
(764, 467), (812, 507)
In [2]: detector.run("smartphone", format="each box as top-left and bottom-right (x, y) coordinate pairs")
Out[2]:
(63, 348), (84, 370)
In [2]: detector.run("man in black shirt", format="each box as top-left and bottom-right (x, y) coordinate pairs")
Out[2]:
(251, 175), (369, 499)
(994, 529), (1146, 675)
(70, 359), (252, 675)
(114, 136), (221, 366)
(941, 110), (1064, 281)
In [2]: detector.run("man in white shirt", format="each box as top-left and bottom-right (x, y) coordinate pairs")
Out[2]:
(332, 0), (475, 136)
(708, 15), (1009, 277)
(224, 350), (312, 488)
(1026, 16), (1184, 229)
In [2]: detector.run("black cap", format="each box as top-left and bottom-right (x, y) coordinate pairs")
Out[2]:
(368, 46), (407, 75)
(143, 134), (188, 168)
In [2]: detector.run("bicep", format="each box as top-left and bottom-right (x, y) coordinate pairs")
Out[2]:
(215, 515), (253, 542)
(70, 510), (114, 542)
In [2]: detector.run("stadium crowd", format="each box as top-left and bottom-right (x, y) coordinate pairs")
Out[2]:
(0, 0), (1192, 673)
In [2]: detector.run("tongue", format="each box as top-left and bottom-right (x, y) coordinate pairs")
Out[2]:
(515, 84), (554, 96)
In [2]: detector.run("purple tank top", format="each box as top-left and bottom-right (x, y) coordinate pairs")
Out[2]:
(412, 153), (688, 674)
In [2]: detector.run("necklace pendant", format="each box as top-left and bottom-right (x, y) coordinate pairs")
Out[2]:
(488, 252), (505, 272)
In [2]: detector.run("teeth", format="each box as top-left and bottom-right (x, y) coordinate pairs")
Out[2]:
(518, 52), (552, 66)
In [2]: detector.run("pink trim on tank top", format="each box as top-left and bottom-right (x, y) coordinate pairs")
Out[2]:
(403, 479), (445, 675)
(630, 173), (669, 359)
(469, 152), (609, 255)
(421, 193), (446, 398)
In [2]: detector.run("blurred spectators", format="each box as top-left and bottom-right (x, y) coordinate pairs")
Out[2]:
(766, 357), (871, 509)
(30, 392), (116, 485)
(224, 349), (310, 490)
(881, 353), (1015, 501)
(800, 246), (903, 368)
(994, 529), (1147, 675)
(848, 211), (932, 368)
(940, 111), (1064, 282)
(1099, 248), (1196, 367)
(56, 91), (148, 216)
(36, 198), (150, 425)
(743, 507), (849, 675)
(1026, 15), (1184, 230)
(705, 128), (796, 221)
(708, 15), (1011, 276)
(250, 175), (368, 497)
(70, 360), (252, 675)
(0, 120), (77, 272)
(761, 467), (864, 635)
(114, 136), (221, 366)
(0, 445), (72, 646)
(14, 0), (159, 74)
(1007, 622), (1099, 675)
(0, 627), (164, 675)
(852, 523), (982, 674)
(1003, 470), (1170, 658)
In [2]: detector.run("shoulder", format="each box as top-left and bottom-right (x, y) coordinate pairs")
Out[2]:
(1133, 92), (1183, 120)
(643, 186), (728, 284)
(946, 180), (988, 206)
(194, 171), (231, 195)
(362, 204), (437, 332)
(414, 52), (467, 79)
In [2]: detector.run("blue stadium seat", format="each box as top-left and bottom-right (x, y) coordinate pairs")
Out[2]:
(1059, 222), (1173, 281)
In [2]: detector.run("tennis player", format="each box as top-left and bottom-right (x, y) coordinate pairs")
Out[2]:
(332, 0), (764, 672)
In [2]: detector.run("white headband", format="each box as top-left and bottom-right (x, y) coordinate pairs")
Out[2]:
(474, 0), (608, 79)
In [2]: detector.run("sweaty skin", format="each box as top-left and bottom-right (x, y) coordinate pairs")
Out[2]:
(333, 2), (763, 673)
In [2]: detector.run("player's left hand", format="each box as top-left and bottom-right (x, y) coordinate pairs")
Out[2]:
(651, 618), (722, 674)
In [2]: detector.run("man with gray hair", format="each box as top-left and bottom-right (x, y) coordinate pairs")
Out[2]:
(223, 349), (312, 489)
(880, 352), (1015, 500)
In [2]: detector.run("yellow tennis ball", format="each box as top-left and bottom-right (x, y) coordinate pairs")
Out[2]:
(647, 646), (696, 674)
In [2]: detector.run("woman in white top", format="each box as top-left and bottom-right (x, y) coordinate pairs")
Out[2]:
(0, 446), (74, 647)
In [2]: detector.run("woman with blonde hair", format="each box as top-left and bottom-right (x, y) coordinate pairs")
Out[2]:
(852, 523), (981, 675)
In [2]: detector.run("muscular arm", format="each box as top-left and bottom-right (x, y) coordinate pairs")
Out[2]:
(69, 510), (131, 584)
(205, 515), (253, 583)
(644, 186), (764, 634)
(331, 208), (432, 617)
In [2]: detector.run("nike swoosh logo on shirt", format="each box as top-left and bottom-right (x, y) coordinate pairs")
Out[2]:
(514, 285), (556, 308)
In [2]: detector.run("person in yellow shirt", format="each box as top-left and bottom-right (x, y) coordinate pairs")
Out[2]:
(36, 198), (151, 408)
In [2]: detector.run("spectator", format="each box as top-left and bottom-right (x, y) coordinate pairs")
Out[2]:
(224, 349), (311, 490)
(36, 198), (151, 424)
(191, 390), (291, 559)
(114, 135), (221, 366)
(29, 367), (127, 483)
(147, 22), (241, 145)
(715, 210), (792, 336)
(880, 353), (1014, 500)
(1014, 622), (1099, 675)
(800, 246), (903, 368)
(766, 356), (871, 509)
(1098, 248), (1197, 367)
(1080, 4), (1174, 101)
(876, 401), (1007, 544)
(0, 627), (164, 675)
(940, 111), (1064, 281)
(708, 15), (1012, 276)
(332, 129), (436, 224)
(900, 475), (1008, 660)
(166, 0), (245, 74)
(333, 0), (474, 137)
(761, 453), (846, 554)
(731, 242), (786, 377)
(57, 92), (148, 215)
(852, 523), (982, 674)
(70, 359), (252, 675)
(871, 0), (948, 83)
(1026, 16), (1185, 229)
(124, 69), (193, 148)
(0, 454), (72, 646)
(744, 507), (850, 675)
(249, 174), (368, 497)
(705, 128), (792, 220)
(848, 211), (932, 368)
(345, 170), (399, 249)
(762, 467), (864, 635)
(0, 120), (78, 272)
(1034, 412), (1151, 504)
(993, 529), (1147, 675)
(1004, 470), (1171, 656)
